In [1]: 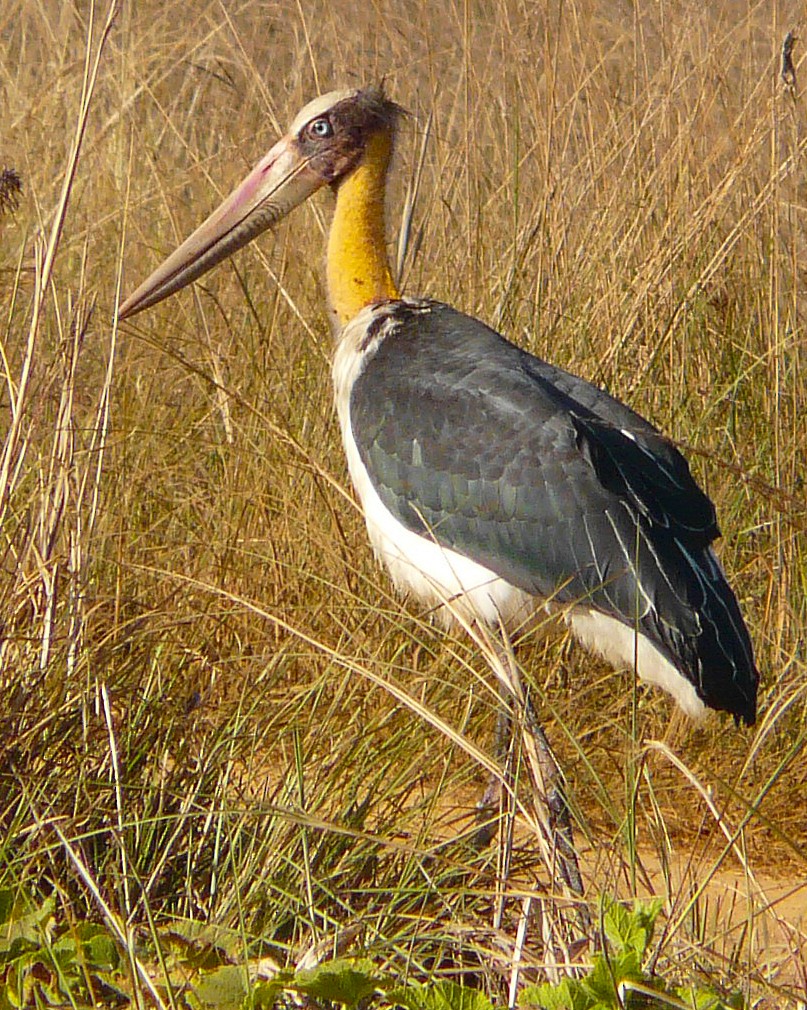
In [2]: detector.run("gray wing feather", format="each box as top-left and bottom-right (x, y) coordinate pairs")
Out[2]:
(350, 301), (758, 722)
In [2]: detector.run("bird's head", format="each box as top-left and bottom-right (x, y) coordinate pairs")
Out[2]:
(119, 85), (404, 319)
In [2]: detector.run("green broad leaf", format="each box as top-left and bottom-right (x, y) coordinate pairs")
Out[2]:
(519, 978), (593, 1009)
(6, 950), (44, 1009)
(0, 936), (38, 963)
(579, 951), (646, 1008)
(674, 985), (737, 1010)
(251, 979), (286, 1008)
(581, 955), (621, 1006)
(51, 934), (78, 960)
(607, 951), (643, 983)
(78, 925), (120, 971)
(0, 893), (56, 949)
(191, 964), (251, 1009)
(2, 969), (21, 1010)
(388, 980), (494, 1010)
(630, 904), (662, 949)
(293, 958), (384, 1007)
(597, 896), (654, 957)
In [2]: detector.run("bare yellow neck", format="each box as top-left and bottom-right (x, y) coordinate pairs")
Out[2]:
(327, 130), (400, 326)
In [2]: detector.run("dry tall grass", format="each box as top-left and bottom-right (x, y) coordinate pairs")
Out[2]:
(1, 0), (805, 1003)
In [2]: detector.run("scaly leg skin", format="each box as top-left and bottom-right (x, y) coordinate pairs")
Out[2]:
(489, 631), (585, 901)
(519, 695), (583, 897)
(473, 704), (512, 848)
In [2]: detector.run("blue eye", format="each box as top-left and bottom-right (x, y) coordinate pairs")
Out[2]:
(308, 117), (333, 139)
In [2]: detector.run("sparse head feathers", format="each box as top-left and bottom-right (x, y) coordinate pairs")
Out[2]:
(289, 84), (405, 138)
(288, 85), (406, 187)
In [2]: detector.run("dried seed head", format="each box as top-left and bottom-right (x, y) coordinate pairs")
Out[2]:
(0, 167), (22, 217)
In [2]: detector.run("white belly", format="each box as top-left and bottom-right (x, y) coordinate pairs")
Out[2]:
(343, 422), (533, 628)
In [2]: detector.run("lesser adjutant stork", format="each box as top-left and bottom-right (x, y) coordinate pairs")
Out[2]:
(120, 86), (758, 887)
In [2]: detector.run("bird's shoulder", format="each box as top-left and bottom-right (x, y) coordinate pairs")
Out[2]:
(349, 299), (718, 543)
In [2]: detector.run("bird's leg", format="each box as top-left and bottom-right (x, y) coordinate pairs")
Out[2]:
(518, 693), (583, 897)
(489, 701), (514, 801)
(488, 628), (585, 899)
(473, 704), (512, 847)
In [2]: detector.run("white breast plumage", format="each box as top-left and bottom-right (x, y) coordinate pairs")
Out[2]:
(333, 302), (534, 629)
